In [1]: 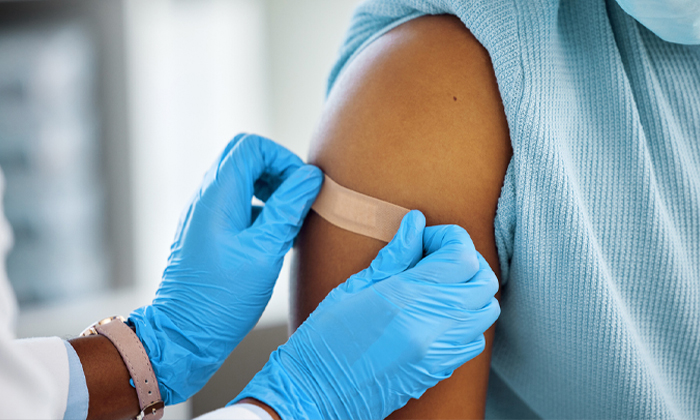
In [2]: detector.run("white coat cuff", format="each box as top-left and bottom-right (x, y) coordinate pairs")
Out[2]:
(63, 340), (89, 420)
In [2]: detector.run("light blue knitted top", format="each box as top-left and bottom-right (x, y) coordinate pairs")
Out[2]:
(327, 0), (700, 418)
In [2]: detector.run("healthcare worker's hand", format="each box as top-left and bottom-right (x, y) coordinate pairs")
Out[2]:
(232, 210), (501, 420)
(129, 134), (323, 404)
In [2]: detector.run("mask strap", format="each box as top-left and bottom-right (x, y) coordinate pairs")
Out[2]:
(311, 174), (410, 243)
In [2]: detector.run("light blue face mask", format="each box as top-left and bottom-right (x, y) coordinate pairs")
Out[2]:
(616, 0), (700, 45)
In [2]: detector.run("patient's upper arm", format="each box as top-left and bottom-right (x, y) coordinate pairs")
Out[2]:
(291, 14), (511, 418)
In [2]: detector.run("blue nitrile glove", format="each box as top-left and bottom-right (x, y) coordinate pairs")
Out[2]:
(129, 133), (324, 404)
(231, 210), (501, 420)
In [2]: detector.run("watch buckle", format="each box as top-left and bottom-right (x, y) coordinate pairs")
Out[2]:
(135, 400), (165, 420)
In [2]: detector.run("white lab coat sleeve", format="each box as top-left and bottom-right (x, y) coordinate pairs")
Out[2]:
(0, 168), (71, 419)
(195, 403), (274, 420)
(2, 337), (71, 418)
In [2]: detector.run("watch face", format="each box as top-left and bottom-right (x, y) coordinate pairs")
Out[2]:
(79, 315), (125, 337)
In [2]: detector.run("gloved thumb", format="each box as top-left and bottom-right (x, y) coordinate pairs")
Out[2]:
(246, 164), (323, 256)
(345, 210), (426, 291)
(405, 224), (480, 284)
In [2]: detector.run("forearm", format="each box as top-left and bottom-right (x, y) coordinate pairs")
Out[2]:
(69, 335), (140, 420)
(69, 336), (282, 420)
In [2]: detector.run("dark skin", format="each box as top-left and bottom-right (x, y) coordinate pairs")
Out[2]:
(68, 335), (280, 420)
(291, 14), (511, 419)
(68, 335), (142, 420)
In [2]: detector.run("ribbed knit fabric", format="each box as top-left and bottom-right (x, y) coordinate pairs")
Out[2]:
(327, 0), (700, 418)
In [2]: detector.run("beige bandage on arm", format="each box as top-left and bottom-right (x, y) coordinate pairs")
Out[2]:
(311, 174), (411, 243)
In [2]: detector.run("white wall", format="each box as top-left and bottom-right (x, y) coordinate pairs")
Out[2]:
(265, 0), (361, 156)
(123, 0), (271, 302)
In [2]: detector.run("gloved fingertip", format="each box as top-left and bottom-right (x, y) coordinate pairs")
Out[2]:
(252, 164), (324, 240)
(467, 334), (487, 354)
(273, 164), (322, 202)
(363, 210), (425, 280)
(298, 164), (324, 190)
(487, 297), (502, 321)
(468, 298), (501, 335)
(475, 251), (490, 270)
(288, 165), (324, 206)
(401, 210), (426, 245)
(221, 133), (248, 160)
(221, 133), (261, 169)
(301, 163), (324, 178)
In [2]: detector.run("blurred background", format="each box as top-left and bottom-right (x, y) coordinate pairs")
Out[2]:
(0, 0), (360, 417)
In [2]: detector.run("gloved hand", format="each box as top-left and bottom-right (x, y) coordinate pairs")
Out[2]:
(129, 133), (324, 404)
(231, 210), (501, 420)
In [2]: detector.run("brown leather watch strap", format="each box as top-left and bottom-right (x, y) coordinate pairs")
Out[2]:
(95, 320), (164, 420)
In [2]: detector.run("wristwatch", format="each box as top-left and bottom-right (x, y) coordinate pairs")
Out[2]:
(81, 316), (165, 420)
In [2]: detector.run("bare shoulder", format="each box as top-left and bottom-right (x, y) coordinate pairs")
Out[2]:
(310, 14), (511, 268)
(293, 14), (511, 419)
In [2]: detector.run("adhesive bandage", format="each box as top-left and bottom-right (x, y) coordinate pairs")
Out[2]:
(311, 174), (410, 243)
